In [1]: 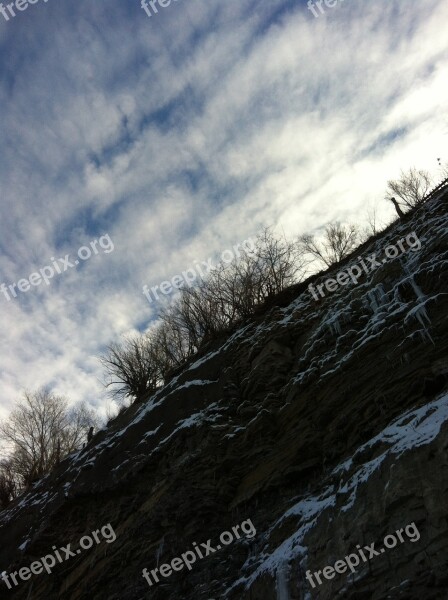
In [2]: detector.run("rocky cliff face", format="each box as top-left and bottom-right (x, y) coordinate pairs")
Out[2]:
(1, 191), (447, 600)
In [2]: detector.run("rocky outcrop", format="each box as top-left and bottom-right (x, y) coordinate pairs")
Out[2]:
(0, 191), (447, 600)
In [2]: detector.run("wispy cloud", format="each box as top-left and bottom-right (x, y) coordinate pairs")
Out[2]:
(0, 0), (447, 418)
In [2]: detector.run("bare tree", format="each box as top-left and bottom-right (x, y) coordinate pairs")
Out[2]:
(249, 228), (307, 298)
(64, 402), (100, 450)
(205, 260), (257, 323)
(202, 228), (306, 320)
(156, 227), (307, 354)
(359, 202), (392, 242)
(103, 229), (307, 393)
(100, 335), (163, 402)
(386, 167), (432, 210)
(156, 301), (201, 370)
(299, 222), (359, 268)
(364, 205), (380, 238)
(0, 389), (98, 491)
(0, 459), (17, 509)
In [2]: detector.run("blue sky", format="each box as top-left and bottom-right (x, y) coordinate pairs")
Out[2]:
(0, 0), (447, 420)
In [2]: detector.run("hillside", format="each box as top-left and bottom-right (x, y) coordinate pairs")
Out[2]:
(1, 188), (448, 600)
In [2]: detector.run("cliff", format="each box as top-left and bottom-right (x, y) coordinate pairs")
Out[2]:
(0, 188), (447, 600)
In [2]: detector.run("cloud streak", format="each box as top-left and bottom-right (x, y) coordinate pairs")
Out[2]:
(0, 0), (446, 419)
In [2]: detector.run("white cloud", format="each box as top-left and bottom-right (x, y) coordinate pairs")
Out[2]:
(0, 0), (446, 419)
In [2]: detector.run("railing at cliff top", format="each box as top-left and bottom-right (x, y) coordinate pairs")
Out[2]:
(423, 176), (448, 203)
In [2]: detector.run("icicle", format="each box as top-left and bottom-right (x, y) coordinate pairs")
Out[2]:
(409, 276), (425, 300)
(367, 284), (388, 313)
(419, 329), (435, 345)
(376, 283), (388, 305)
(367, 290), (379, 313)
(406, 302), (435, 345)
(276, 560), (290, 600)
(394, 287), (404, 304)
(325, 311), (341, 336)
(414, 304), (435, 344)
(331, 318), (342, 335)
(156, 537), (165, 567)
(414, 304), (430, 326)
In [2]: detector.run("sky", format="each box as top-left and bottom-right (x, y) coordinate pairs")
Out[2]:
(0, 0), (447, 422)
